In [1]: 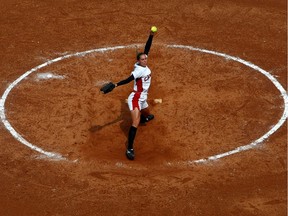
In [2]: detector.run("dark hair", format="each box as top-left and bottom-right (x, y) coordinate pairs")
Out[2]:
(136, 52), (145, 60)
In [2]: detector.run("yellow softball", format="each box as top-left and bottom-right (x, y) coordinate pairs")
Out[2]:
(151, 26), (158, 33)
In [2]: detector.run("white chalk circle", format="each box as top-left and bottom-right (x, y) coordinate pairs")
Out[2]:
(0, 44), (287, 163)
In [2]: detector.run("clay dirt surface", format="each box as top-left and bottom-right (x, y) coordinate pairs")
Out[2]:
(0, 0), (287, 215)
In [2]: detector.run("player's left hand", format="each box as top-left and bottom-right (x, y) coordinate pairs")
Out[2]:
(100, 82), (116, 94)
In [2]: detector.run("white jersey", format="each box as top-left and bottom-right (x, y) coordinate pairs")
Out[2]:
(127, 63), (151, 111)
(131, 63), (151, 94)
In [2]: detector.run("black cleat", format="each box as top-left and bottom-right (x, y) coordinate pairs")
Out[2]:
(126, 149), (135, 160)
(140, 114), (154, 123)
(146, 114), (154, 122)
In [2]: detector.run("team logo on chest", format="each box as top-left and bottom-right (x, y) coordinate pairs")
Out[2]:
(144, 74), (151, 81)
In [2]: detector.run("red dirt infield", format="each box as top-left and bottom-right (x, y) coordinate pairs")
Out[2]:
(0, 0), (286, 215)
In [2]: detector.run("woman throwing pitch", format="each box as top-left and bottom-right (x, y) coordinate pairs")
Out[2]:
(101, 27), (157, 160)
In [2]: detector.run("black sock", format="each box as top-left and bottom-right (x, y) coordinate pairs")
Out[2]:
(128, 126), (137, 149)
(140, 114), (146, 123)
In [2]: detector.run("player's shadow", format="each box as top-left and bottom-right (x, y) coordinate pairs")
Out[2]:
(89, 100), (131, 139)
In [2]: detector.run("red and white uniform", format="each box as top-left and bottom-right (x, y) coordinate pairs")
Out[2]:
(127, 63), (151, 111)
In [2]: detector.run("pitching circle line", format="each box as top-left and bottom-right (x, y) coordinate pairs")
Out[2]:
(0, 44), (287, 164)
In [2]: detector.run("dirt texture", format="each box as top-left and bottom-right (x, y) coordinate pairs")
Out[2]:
(0, 0), (287, 215)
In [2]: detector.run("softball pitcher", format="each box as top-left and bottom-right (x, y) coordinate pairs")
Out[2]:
(100, 26), (157, 160)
